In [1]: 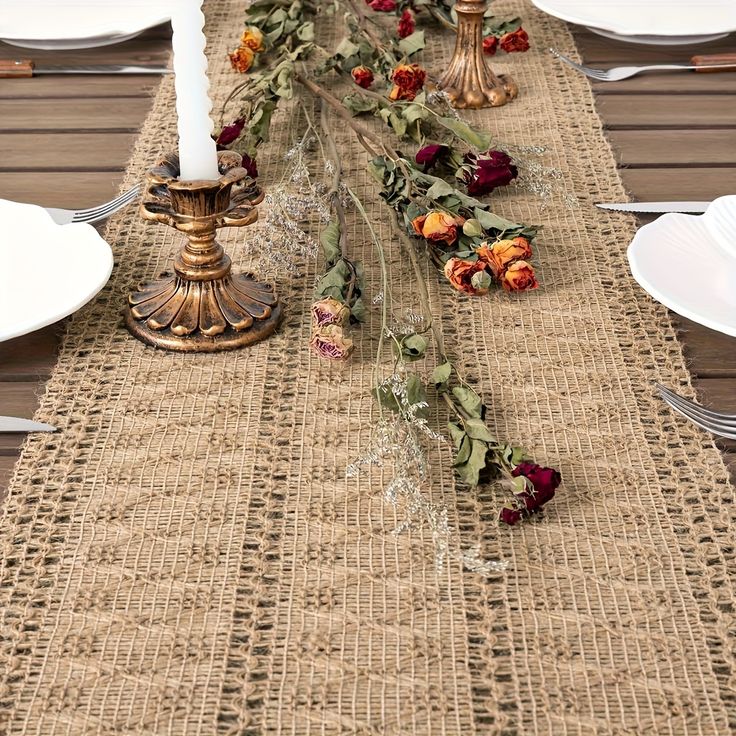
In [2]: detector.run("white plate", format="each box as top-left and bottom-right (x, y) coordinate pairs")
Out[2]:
(586, 27), (729, 46)
(0, 200), (113, 342)
(531, 0), (736, 38)
(627, 196), (736, 338)
(0, 1), (171, 50)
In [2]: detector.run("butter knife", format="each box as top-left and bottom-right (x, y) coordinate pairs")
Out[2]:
(596, 201), (710, 214)
(0, 416), (56, 433)
(0, 59), (171, 77)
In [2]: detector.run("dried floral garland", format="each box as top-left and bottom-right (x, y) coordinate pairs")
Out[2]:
(220, 0), (560, 545)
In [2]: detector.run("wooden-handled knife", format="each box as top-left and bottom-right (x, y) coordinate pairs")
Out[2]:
(0, 59), (171, 77)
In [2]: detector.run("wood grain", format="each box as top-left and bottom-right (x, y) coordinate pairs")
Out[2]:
(0, 24), (735, 497)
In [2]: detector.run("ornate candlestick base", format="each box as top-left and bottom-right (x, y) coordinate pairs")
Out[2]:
(125, 151), (282, 352)
(438, 0), (518, 109)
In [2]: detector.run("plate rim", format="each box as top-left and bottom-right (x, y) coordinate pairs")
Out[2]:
(627, 202), (736, 338)
(531, 0), (736, 36)
(0, 202), (114, 343)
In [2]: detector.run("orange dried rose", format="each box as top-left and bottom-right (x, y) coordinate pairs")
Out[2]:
(388, 63), (426, 102)
(240, 26), (265, 52)
(443, 258), (491, 296)
(476, 237), (532, 277)
(411, 211), (461, 246)
(501, 260), (538, 292)
(228, 45), (255, 73)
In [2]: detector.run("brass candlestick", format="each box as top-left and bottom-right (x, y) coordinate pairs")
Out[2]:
(438, 0), (518, 109)
(124, 150), (282, 352)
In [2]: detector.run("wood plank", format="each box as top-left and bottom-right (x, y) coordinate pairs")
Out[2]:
(0, 75), (160, 99)
(0, 132), (140, 170)
(574, 29), (736, 62)
(0, 171), (124, 207)
(619, 167), (736, 200)
(0, 326), (61, 381)
(674, 319), (736, 378)
(607, 129), (736, 166)
(596, 95), (736, 128)
(591, 74), (736, 94)
(0, 98), (150, 131)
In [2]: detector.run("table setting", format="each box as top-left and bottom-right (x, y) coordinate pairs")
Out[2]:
(0, 0), (735, 733)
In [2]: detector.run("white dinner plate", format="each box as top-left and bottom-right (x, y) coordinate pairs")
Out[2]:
(627, 196), (736, 338)
(0, 200), (113, 342)
(0, 1), (171, 51)
(531, 0), (736, 40)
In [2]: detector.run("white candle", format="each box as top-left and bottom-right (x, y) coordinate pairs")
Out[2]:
(170, 0), (220, 181)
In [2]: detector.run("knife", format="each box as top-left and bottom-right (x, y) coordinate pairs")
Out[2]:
(596, 201), (710, 214)
(0, 59), (171, 78)
(0, 416), (56, 433)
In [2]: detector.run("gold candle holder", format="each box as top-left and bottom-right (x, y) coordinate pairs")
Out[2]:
(125, 150), (282, 352)
(438, 0), (518, 109)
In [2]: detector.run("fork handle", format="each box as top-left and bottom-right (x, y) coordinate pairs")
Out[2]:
(0, 59), (34, 78)
(691, 53), (736, 73)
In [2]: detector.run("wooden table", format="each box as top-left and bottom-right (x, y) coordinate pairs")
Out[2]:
(1, 26), (734, 495)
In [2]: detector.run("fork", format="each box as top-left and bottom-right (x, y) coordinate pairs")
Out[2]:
(656, 383), (736, 439)
(44, 184), (141, 226)
(550, 48), (736, 82)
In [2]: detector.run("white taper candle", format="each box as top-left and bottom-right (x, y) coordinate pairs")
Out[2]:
(170, 0), (220, 181)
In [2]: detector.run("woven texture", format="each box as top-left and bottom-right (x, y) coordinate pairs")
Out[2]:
(1, 1), (735, 733)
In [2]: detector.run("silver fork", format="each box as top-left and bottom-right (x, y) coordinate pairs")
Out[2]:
(656, 383), (736, 439)
(43, 184), (141, 226)
(549, 48), (736, 82)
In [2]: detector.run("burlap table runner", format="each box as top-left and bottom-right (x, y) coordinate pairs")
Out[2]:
(1, 1), (734, 733)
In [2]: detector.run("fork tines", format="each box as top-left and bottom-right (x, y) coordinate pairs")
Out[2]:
(656, 383), (736, 439)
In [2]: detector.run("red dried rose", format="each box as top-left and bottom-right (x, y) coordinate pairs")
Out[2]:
(215, 118), (245, 147)
(368, 0), (396, 10)
(388, 63), (426, 102)
(415, 144), (449, 171)
(500, 461), (561, 525)
(500, 28), (530, 53)
(482, 35), (499, 55)
(351, 65), (375, 89)
(465, 149), (518, 196)
(398, 9), (416, 38)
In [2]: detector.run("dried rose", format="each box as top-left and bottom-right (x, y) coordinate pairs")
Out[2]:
(500, 28), (530, 53)
(443, 258), (491, 296)
(465, 150), (518, 196)
(351, 65), (375, 89)
(411, 211), (461, 246)
(500, 260), (538, 292)
(499, 461), (561, 525)
(215, 118), (246, 147)
(368, 0), (396, 10)
(228, 45), (255, 73)
(240, 153), (259, 180)
(240, 26), (265, 52)
(415, 143), (449, 171)
(482, 35), (499, 55)
(311, 296), (350, 328)
(398, 9), (416, 38)
(310, 325), (354, 361)
(388, 63), (426, 102)
(476, 237), (532, 277)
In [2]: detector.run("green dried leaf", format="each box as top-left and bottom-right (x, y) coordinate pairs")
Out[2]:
(456, 439), (488, 487)
(473, 207), (520, 233)
(462, 219), (483, 237)
(431, 361), (452, 390)
(351, 297), (367, 323)
(395, 333), (428, 362)
(398, 30), (426, 57)
(436, 116), (492, 151)
(335, 37), (360, 58)
(320, 221), (341, 266)
(454, 435), (471, 466)
(452, 386), (483, 418)
(425, 179), (455, 200)
(448, 421), (465, 448)
(464, 417), (496, 443)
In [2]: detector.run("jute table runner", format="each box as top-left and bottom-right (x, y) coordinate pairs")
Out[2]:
(1, 1), (734, 733)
